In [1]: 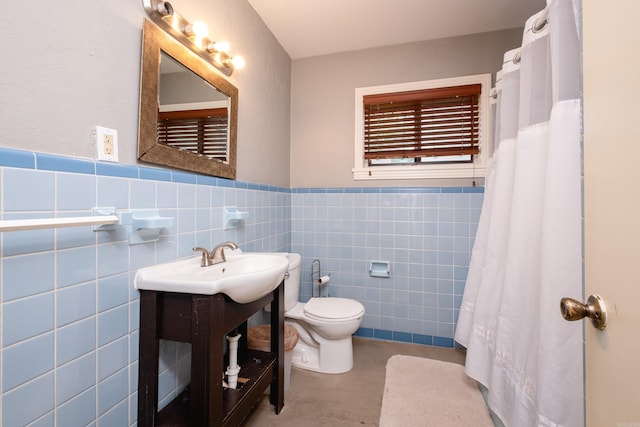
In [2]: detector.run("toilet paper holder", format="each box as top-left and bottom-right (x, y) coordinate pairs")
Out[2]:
(370, 261), (390, 278)
(311, 259), (331, 297)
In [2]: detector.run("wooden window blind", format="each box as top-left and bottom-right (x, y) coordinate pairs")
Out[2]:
(363, 84), (481, 163)
(158, 108), (229, 161)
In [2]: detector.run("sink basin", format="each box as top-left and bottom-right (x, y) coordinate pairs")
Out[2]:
(134, 253), (289, 303)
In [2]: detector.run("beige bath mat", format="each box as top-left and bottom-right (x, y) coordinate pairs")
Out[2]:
(379, 355), (493, 427)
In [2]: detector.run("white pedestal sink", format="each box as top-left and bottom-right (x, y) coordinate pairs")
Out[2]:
(136, 250), (287, 425)
(135, 252), (289, 303)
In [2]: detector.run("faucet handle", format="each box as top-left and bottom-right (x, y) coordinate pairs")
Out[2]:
(192, 247), (211, 267)
(210, 242), (239, 264)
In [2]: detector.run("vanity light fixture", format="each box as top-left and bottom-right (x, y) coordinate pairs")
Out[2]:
(142, 0), (244, 76)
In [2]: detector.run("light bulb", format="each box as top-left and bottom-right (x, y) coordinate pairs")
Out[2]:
(184, 20), (208, 38)
(230, 56), (245, 70)
(156, 1), (174, 16)
(214, 40), (230, 53)
(191, 21), (208, 38)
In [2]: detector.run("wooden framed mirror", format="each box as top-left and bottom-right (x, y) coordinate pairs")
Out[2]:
(138, 19), (237, 179)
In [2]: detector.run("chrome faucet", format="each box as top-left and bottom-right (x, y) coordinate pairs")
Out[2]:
(193, 242), (239, 267)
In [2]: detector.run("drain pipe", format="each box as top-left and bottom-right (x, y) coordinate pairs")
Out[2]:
(225, 333), (241, 389)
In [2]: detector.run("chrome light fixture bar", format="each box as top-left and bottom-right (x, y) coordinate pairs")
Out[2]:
(142, 0), (244, 76)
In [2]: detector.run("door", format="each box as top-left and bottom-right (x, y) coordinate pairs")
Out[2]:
(583, 0), (640, 424)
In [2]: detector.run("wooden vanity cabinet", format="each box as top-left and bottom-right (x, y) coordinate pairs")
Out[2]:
(137, 282), (284, 426)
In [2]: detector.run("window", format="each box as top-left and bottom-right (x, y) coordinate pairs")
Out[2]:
(158, 107), (229, 162)
(354, 74), (491, 180)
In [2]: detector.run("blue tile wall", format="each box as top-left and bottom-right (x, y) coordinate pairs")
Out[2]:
(290, 187), (482, 348)
(0, 149), (291, 426)
(0, 148), (482, 425)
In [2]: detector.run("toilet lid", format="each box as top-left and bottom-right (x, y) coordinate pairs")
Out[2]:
(303, 297), (364, 321)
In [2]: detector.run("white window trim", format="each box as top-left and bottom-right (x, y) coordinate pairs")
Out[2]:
(353, 73), (492, 180)
(159, 100), (229, 112)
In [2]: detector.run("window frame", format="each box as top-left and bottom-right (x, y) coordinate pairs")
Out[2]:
(158, 100), (230, 163)
(353, 74), (492, 180)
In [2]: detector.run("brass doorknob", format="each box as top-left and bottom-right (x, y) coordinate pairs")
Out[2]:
(560, 294), (607, 330)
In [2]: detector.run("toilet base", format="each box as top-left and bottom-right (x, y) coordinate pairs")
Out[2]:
(288, 324), (354, 374)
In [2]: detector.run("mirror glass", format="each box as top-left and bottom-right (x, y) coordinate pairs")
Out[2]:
(158, 53), (230, 162)
(138, 19), (237, 179)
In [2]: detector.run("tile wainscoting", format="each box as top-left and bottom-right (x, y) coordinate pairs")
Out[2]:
(0, 148), (289, 426)
(291, 186), (482, 349)
(0, 147), (481, 425)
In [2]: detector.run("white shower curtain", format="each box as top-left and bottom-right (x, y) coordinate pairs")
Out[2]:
(454, 1), (583, 426)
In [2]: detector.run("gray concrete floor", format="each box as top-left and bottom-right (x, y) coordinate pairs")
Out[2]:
(242, 337), (466, 426)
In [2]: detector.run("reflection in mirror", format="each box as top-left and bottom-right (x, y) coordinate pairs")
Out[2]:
(138, 19), (237, 179)
(158, 53), (230, 162)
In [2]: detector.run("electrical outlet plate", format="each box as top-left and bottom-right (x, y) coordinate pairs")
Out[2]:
(95, 126), (119, 162)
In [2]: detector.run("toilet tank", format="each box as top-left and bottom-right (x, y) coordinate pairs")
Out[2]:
(262, 252), (301, 313)
(284, 253), (301, 312)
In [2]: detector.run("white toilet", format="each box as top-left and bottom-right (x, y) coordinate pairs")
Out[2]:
(281, 253), (365, 374)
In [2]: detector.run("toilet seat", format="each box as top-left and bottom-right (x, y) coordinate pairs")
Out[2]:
(303, 297), (364, 322)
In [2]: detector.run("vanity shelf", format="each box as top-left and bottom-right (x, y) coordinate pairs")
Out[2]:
(137, 283), (284, 426)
